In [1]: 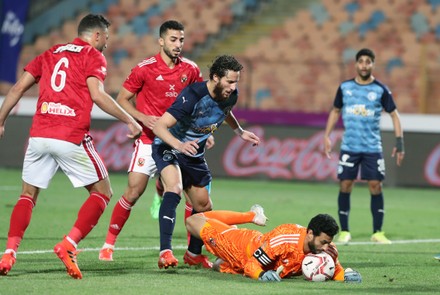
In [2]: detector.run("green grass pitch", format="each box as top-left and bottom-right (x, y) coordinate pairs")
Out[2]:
(0, 168), (439, 294)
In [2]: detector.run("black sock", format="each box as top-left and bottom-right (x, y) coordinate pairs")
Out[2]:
(187, 209), (204, 255)
(159, 192), (181, 251)
(371, 193), (384, 233)
(338, 192), (351, 231)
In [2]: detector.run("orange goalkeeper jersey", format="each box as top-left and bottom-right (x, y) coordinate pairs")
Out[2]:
(201, 222), (344, 280)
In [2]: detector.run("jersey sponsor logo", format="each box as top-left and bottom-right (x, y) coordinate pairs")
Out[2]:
(53, 44), (84, 54)
(165, 84), (178, 97)
(345, 104), (374, 117)
(156, 75), (164, 81)
(41, 102), (76, 116)
(194, 124), (218, 134)
(253, 247), (273, 266)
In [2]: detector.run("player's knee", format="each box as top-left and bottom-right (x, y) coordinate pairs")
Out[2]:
(192, 199), (212, 212)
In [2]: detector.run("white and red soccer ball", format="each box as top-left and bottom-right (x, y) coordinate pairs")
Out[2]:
(301, 252), (335, 282)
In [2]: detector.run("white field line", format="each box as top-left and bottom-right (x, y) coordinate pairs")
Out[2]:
(17, 239), (440, 255)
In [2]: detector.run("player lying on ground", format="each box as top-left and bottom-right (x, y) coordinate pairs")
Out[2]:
(185, 205), (362, 282)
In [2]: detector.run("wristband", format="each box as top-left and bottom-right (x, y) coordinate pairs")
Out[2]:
(396, 137), (404, 153)
(234, 127), (244, 136)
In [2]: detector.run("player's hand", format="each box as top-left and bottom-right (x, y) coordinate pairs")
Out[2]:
(324, 136), (332, 159)
(258, 270), (282, 282)
(240, 130), (260, 146)
(391, 137), (404, 166)
(0, 125), (5, 139)
(178, 139), (199, 156)
(344, 268), (362, 283)
(206, 135), (215, 150)
(141, 115), (160, 130)
(126, 121), (142, 139)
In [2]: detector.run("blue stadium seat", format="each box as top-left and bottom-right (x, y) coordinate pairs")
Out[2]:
(386, 57), (404, 74)
(339, 20), (356, 36)
(410, 12), (430, 38)
(309, 3), (329, 26)
(344, 1), (359, 18)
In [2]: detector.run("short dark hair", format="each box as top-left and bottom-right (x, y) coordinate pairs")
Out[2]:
(159, 20), (184, 38)
(307, 214), (339, 238)
(78, 14), (111, 35)
(209, 55), (243, 80)
(356, 48), (375, 62)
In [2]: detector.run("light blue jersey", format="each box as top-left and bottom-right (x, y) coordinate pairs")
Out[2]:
(334, 79), (396, 153)
(153, 81), (237, 157)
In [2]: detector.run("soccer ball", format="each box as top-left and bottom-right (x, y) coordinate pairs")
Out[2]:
(301, 252), (335, 282)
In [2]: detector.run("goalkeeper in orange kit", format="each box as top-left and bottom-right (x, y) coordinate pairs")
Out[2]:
(185, 205), (362, 282)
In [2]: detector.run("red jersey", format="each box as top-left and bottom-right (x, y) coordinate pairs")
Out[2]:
(122, 53), (202, 143)
(25, 38), (107, 144)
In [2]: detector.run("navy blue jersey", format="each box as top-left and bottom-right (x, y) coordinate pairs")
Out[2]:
(154, 81), (237, 157)
(334, 79), (396, 153)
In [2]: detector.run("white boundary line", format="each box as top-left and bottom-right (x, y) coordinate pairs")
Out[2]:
(17, 238), (440, 255)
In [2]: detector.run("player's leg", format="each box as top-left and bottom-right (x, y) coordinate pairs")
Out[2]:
(1, 137), (56, 276)
(156, 163), (183, 268)
(336, 151), (360, 244)
(362, 153), (390, 244)
(100, 139), (156, 260)
(52, 135), (112, 279)
(99, 172), (149, 261)
(197, 205), (267, 226)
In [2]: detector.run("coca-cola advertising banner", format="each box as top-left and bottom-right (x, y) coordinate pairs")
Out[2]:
(1, 116), (440, 188)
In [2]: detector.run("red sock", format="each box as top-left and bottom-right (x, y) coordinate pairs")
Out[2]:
(6, 195), (36, 251)
(184, 202), (193, 245)
(69, 192), (110, 244)
(103, 196), (133, 245)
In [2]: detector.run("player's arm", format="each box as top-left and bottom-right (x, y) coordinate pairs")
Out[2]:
(153, 112), (199, 156)
(87, 77), (141, 138)
(224, 111), (260, 146)
(0, 72), (36, 139)
(116, 87), (159, 131)
(389, 109), (404, 166)
(323, 107), (341, 159)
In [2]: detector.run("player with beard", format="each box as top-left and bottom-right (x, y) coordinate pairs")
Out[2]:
(324, 48), (404, 245)
(99, 20), (203, 262)
(152, 55), (260, 269)
(185, 206), (361, 282)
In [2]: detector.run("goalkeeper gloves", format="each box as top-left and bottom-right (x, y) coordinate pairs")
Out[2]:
(258, 270), (281, 282)
(344, 268), (362, 283)
(258, 266), (283, 282)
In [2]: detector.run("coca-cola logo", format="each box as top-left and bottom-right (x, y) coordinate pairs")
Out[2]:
(223, 126), (343, 181)
(90, 122), (133, 171)
(425, 143), (440, 186)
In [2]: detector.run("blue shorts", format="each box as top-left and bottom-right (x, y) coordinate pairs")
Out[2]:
(152, 143), (212, 189)
(337, 150), (385, 181)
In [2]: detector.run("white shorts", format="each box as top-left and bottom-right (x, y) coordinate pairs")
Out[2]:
(127, 139), (157, 177)
(22, 136), (108, 189)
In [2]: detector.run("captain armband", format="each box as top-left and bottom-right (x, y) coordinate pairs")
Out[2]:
(395, 137), (404, 153)
(253, 247), (273, 266)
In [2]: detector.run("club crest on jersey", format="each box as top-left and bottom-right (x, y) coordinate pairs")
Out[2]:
(181, 75), (187, 83)
(137, 158), (145, 167)
(209, 238), (216, 247)
(367, 92), (377, 101)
